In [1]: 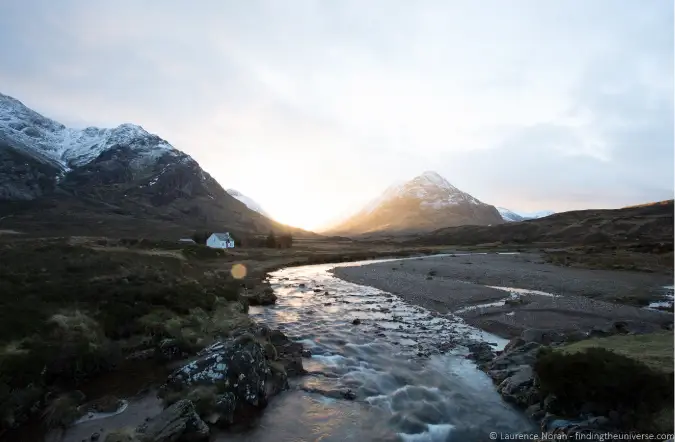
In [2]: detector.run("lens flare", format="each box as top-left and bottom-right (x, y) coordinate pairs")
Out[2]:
(231, 263), (247, 279)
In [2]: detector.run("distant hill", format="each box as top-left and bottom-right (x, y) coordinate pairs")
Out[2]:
(408, 200), (674, 248)
(321, 171), (504, 236)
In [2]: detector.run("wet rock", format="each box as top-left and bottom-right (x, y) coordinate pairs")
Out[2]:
(301, 349), (312, 358)
(466, 342), (496, 364)
(269, 329), (306, 377)
(484, 342), (541, 371)
(298, 283), (306, 288)
(497, 365), (536, 407)
(342, 389), (357, 400)
(242, 287), (277, 306)
(91, 432), (101, 441)
(137, 400), (209, 442)
(313, 288), (322, 293)
(352, 318), (361, 325)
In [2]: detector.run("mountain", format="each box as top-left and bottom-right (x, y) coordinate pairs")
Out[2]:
(226, 189), (271, 218)
(0, 92), (310, 238)
(519, 210), (556, 219)
(322, 171), (504, 236)
(497, 207), (557, 222)
(497, 207), (526, 222)
(409, 200), (674, 249)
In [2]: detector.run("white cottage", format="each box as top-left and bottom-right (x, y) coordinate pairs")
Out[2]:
(206, 232), (235, 249)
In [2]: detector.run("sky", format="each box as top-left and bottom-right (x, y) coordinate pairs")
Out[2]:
(0, 0), (673, 230)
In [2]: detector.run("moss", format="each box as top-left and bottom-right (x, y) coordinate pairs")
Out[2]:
(185, 386), (218, 417)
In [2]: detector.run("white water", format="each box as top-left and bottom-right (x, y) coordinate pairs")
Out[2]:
(225, 259), (533, 441)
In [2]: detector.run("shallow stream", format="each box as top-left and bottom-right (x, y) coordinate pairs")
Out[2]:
(224, 259), (533, 441)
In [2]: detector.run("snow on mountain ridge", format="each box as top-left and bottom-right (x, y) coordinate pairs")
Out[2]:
(497, 207), (525, 222)
(226, 189), (271, 218)
(0, 93), (176, 170)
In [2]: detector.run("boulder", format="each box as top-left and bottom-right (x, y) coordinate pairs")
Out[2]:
(484, 342), (541, 371)
(503, 337), (526, 353)
(160, 327), (303, 427)
(466, 342), (496, 365)
(242, 287), (277, 306)
(136, 400), (209, 442)
(497, 365), (537, 407)
(268, 329), (305, 377)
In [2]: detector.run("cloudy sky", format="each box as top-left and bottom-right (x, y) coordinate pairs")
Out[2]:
(1, 0), (672, 230)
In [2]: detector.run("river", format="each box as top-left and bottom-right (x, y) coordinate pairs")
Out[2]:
(225, 258), (534, 441)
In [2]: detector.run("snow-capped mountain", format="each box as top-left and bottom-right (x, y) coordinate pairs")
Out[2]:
(497, 207), (526, 222)
(226, 189), (271, 218)
(0, 93), (177, 171)
(322, 171), (504, 235)
(519, 210), (556, 219)
(0, 92), (306, 236)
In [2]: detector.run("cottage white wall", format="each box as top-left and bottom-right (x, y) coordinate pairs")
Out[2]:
(206, 234), (220, 248)
(206, 234), (235, 249)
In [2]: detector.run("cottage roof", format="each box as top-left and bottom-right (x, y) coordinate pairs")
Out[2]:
(211, 232), (232, 241)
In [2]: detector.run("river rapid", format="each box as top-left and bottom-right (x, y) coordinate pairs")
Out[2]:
(225, 258), (534, 442)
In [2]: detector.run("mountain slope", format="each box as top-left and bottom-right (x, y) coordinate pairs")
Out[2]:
(497, 207), (526, 222)
(323, 171), (504, 236)
(519, 210), (556, 219)
(226, 189), (271, 218)
(0, 92), (311, 238)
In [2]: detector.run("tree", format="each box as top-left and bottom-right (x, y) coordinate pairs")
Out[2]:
(265, 231), (277, 248)
(191, 231), (211, 244)
(278, 233), (293, 248)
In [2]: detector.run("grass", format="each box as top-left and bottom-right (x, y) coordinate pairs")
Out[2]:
(535, 333), (674, 433)
(0, 236), (247, 430)
(558, 332), (673, 374)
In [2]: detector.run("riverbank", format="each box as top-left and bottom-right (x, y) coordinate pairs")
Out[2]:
(471, 328), (674, 436)
(331, 252), (673, 338)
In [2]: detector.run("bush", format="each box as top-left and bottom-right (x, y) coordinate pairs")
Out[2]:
(535, 347), (674, 428)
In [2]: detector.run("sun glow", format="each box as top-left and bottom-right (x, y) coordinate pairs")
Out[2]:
(267, 209), (329, 232)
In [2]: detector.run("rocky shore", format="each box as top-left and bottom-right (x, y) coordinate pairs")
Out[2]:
(466, 323), (674, 437)
(55, 323), (306, 442)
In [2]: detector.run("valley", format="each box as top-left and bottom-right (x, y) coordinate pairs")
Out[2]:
(0, 91), (673, 441)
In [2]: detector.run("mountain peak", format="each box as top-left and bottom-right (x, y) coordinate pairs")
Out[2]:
(412, 171), (458, 191)
(323, 171), (503, 235)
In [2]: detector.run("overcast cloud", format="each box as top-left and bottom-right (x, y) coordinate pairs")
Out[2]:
(0, 0), (672, 228)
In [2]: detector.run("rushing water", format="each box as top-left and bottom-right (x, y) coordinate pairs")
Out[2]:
(225, 259), (534, 442)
